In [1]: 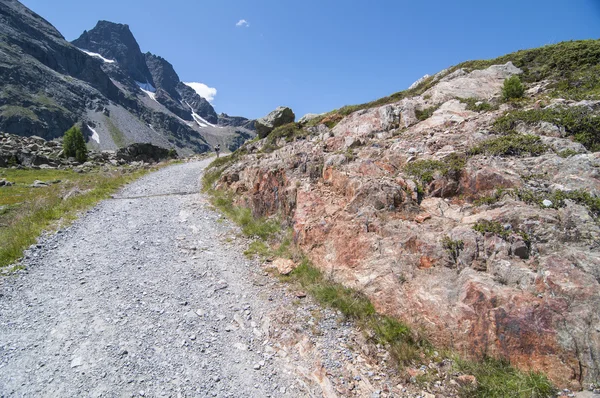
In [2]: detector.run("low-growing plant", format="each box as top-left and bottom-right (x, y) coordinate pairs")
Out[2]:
(0, 166), (162, 268)
(442, 236), (464, 264)
(458, 97), (498, 112)
(454, 356), (555, 398)
(473, 219), (510, 239)
(468, 134), (548, 157)
(404, 153), (466, 185)
(493, 106), (600, 151)
(265, 122), (309, 146)
(512, 188), (600, 218)
(474, 188), (507, 206)
(557, 148), (580, 158)
(244, 240), (271, 259)
(415, 104), (441, 121)
(287, 259), (426, 364)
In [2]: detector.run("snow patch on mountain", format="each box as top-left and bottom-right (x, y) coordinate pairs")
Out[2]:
(88, 125), (100, 144)
(135, 81), (158, 102)
(183, 82), (217, 103)
(78, 48), (116, 63)
(184, 101), (218, 128)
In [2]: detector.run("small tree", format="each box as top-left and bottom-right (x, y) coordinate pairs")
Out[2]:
(63, 126), (88, 163)
(502, 75), (525, 101)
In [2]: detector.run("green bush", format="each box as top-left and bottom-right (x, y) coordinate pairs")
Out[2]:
(404, 153), (466, 185)
(458, 97), (498, 112)
(502, 76), (525, 101)
(167, 149), (178, 159)
(62, 126), (87, 163)
(265, 122), (309, 146)
(415, 104), (441, 121)
(493, 106), (600, 151)
(468, 134), (548, 157)
(442, 236), (464, 264)
(513, 188), (600, 218)
(473, 219), (510, 239)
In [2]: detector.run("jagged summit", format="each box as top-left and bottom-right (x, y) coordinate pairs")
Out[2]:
(72, 20), (154, 85)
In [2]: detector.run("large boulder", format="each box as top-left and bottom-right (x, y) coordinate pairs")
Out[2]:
(116, 143), (170, 163)
(255, 107), (295, 138)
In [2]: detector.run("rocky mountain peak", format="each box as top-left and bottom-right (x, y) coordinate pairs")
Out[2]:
(71, 20), (154, 85)
(144, 52), (180, 100)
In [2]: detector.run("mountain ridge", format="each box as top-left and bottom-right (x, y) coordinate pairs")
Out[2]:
(0, 0), (254, 153)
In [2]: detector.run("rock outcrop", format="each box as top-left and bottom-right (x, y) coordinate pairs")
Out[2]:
(255, 107), (295, 138)
(210, 41), (600, 389)
(0, 132), (171, 168)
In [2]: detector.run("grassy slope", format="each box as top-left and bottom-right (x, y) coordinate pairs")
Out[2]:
(306, 39), (600, 128)
(0, 165), (162, 268)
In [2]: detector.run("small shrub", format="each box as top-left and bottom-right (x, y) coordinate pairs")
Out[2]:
(474, 188), (507, 206)
(557, 148), (579, 158)
(502, 75), (525, 101)
(458, 97), (498, 112)
(442, 236), (464, 264)
(473, 220), (510, 239)
(265, 122), (309, 146)
(513, 188), (600, 218)
(63, 126), (87, 163)
(404, 153), (466, 185)
(167, 149), (178, 159)
(468, 134), (548, 157)
(492, 106), (600, 151)
(415, 104), (441, 121)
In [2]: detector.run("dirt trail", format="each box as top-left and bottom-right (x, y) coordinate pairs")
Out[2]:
(0, 160), (300, 397)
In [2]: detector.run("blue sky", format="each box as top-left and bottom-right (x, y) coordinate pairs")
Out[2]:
(21, 0), (600, 119)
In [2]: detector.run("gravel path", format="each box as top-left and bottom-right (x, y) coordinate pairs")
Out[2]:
(0, 160), (298, 397)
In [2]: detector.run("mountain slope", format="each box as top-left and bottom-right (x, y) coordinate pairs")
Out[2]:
(207, 39), (600, 390)
(0, 0), (254, 153)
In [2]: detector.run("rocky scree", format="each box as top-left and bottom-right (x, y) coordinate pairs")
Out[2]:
(0, 132), (174, 169)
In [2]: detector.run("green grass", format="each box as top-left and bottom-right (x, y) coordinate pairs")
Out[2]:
(493, 106), (600, 151)
(0, 166), (160, 268)
(455, 357), (555, 398)
(468, 134), (548, 157)
(244, 240), (271, 258)
(1, 105), (40, 121)
(284, 259), (425, 364)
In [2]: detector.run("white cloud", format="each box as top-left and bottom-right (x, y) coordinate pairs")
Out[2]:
(236, 19), (249, 28)
(183, 82), (217, 103)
